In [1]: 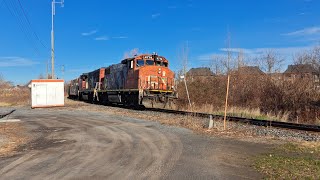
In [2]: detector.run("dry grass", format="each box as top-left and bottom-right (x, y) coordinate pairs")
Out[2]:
(0, 87), (30, 107)
(0, 122), (28, 157)
(178, 104), (290, 122)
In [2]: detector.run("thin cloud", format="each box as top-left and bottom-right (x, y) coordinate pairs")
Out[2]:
(0, 57), (39, 67)
(81, 30), (98, 36)
(152, 13), (161, 18)
(199, 46), (314, 61)
(112, 36), (128, 39)
(94, 36), (109, 41)
(220, 46), (313, 56)
(198, 53), (225, 61)
(283, 27), (320, 36)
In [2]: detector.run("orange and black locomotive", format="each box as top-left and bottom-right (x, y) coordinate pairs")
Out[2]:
(68, 53), (177, 108)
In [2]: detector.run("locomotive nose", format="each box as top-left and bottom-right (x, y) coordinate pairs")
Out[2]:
(157, 67), (166, 77)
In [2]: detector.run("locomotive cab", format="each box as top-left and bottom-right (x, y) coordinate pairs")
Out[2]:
(129, 54), (175, 91)
(123, 54), (176, 108)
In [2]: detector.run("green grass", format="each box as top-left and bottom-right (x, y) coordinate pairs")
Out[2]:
(254, 143), (320, 179)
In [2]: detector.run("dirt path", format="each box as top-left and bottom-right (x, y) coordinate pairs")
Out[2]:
(0, 108), (270, 179)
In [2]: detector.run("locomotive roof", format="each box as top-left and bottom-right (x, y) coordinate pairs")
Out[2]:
(121, 54), (168, 64)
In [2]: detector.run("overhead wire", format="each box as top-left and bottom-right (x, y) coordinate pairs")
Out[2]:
(11, 0), (45, 51)
(4, 0), (41, 56)
(16, 0), (48, 49)
(3, 0), (48, 57)
(0, 0), (4, 8)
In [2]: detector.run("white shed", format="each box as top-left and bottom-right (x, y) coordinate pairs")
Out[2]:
(30, 79), (65, 108)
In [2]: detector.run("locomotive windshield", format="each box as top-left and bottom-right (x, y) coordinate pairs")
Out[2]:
(136, 59), (144, 67)
(146, 60), (154, 65)
(134, 56), (168, 68)
(156, 61), (168, 67)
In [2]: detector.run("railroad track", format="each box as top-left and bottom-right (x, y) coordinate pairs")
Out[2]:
(69, 99), (320, 132)
(144, 108), (320, 132)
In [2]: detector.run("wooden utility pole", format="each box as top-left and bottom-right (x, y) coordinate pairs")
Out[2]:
(224, 75), (230, 130)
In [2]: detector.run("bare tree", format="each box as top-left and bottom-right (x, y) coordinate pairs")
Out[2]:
(259, 50), (284, 73)
(294, 46), (320, 69)
(0, 74), (3, 83)
(210, 55), (225, 75)
(38, 74), (45, 79)
(294, 51), (313, 65)
(237, 49), (245, 69)
(177, 42), (189, 76)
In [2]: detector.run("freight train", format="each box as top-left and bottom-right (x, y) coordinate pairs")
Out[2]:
(68, 54), (177, 108)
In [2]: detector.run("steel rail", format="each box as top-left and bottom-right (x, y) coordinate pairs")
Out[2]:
(145, 108), (320, 132)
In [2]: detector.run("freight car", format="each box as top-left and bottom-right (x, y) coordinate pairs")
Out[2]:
(68, 54), (177, 108)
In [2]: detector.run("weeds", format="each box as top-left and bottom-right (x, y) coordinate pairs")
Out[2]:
(254, 142), (320, 179)
(176, 72), (320, 124)
(0, 80), (29, 106)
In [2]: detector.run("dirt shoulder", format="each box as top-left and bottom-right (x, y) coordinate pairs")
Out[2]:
(0, 122), (28, 157)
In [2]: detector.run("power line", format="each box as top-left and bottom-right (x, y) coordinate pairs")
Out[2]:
(16, 0), (48, 49)
(3, 0), (47, 56)
(4, 0), (41, 56)
(0, 0), (5, 8)
(12, 0), (48, 51)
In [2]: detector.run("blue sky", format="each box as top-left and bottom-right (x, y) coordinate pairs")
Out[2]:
(0, 0), (320, 84)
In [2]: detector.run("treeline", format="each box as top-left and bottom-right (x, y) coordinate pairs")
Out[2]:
(176, 46), (320, 124)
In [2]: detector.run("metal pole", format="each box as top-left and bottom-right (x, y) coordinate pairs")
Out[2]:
(51, 0), (55, 79)
(51, 0), (63, 79)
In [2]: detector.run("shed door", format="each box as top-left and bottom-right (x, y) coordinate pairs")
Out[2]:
(35, 84), (47, 105)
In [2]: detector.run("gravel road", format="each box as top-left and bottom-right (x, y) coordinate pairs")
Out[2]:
(0, 107), (270, 179)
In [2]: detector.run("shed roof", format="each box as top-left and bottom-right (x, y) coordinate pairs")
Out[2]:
(187, 67), (214, 76)
(284, 64), (317, 74)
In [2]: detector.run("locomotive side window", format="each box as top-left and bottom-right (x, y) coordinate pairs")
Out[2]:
(128, 60), (133, 69)
(146, 60), (154, 65)
(136, 59), (144, 67)
(156, 61), (161, 66)
(163, 62), (168, 67)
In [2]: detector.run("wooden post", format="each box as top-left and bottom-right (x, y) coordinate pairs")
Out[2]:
(224, 75), (230, 130)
